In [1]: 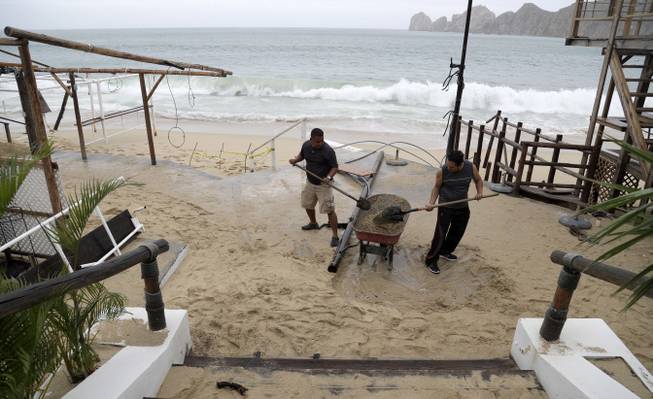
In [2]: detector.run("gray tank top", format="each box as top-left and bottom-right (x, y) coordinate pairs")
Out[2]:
(440, 160), (473, 208)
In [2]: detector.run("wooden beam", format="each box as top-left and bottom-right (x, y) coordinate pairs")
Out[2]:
(53, 92), (69, 131)
(0, 62), (228, 77)
(2, 122), (10, 143)
(0, 38), (21, 46)
(146, 74), (165, 102)
(17, 41), (63, 214)
(49, 72), (72, 96)
(69, 72), (87, 161)
(609, 50), (651, 177)
(4, 27), (232, 76)
(139, 74), (157, 166)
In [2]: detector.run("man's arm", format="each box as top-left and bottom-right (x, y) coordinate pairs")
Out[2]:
(472, 164), (484, 200)
(326, 148), (338, 180)
(425, 169), (443, 211)
(288, 149), (305, 165)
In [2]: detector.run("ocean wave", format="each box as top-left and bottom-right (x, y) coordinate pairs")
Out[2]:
(198, 78), (597, 115)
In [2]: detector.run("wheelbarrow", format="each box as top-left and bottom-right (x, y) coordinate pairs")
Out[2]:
(353, 194), (410, 270)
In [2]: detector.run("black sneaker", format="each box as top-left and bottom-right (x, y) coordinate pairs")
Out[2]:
(330, 236), (340, 247)
(301, 223), (320, 231)
(440, 253), (458, 261)
(428, 263), (440, 274)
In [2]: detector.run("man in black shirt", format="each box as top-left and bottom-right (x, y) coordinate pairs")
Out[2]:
(289, 128), (340, 247)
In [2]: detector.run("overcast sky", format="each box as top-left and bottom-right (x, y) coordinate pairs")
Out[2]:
(0, 0), (574, 30)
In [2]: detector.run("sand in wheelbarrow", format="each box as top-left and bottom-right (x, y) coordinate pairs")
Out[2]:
(355, 194), (410, 235)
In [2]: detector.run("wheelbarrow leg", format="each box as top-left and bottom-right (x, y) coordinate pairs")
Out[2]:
(387, 246), (394, 271)
(357, 241), (366, 265)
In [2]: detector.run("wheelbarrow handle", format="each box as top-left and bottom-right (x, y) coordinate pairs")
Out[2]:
(292, 164), (361, 203)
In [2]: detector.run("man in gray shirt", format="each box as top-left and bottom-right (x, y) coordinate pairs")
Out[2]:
(424, 150), (484, 274)
(289, 128), (340, 247)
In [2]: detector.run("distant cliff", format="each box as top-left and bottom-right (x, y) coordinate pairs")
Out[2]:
(409, 3), (576, 38)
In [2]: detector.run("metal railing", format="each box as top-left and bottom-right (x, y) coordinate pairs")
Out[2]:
(0, 176), (143, 271)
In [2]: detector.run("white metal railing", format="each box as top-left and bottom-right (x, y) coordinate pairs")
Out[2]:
(244, 118), (307, 172)
(0, 177), (143, 272)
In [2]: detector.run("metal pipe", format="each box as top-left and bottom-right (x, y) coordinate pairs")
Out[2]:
(328, 152), (385, 273)
(446, 0), (474, 155)
(550, 250), (653, 299)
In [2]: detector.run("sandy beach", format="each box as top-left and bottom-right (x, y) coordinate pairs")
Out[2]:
(4, 117), (652, 397)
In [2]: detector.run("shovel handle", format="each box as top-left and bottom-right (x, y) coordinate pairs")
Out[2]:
(293, 164), (360, 202)
(428, 193), (500, 209)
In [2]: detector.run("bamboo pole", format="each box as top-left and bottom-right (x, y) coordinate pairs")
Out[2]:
(0, 62), (229, 77)
(17, 41), (63, 214)
(69, 73), (87, 161)
(139, 73), (157, 166)
(3, 27), (232, 76)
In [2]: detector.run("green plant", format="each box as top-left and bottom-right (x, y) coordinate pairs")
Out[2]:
(0, 147), (62, 399)
(48, 179), (127, 381)
(579, 140), (653, 309)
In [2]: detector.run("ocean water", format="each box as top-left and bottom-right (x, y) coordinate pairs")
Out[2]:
(0, 28), (611, 142)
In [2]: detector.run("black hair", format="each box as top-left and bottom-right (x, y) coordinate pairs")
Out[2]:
(310, 128), (324, 138)
(447, 150), (465, 166)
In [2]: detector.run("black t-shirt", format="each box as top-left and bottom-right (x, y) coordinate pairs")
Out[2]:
(300, 140), (338, 185)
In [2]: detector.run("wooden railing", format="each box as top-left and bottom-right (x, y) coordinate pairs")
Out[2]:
(455, 111), (595, 206)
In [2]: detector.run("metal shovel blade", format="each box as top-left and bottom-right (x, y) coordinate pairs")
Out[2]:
(357, 198), (372, 210)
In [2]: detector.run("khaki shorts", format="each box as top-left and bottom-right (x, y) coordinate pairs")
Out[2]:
(301, 182), (335, 214)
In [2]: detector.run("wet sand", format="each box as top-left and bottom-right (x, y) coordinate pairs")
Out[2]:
(4, 121), (652, 397)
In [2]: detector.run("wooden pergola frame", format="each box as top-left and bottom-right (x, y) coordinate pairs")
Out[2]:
(0, 26), (232, 216)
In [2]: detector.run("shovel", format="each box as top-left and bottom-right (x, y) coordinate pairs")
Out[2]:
(378, 193), (500, 223)
(293, 164), (372, 210)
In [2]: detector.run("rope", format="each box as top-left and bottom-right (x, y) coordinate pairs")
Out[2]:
(165, 69), (186, 149)
(187, 72), (196, 108)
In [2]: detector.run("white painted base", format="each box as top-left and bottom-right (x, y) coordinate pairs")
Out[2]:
(511, 318), (653, 399)
(64, 307), (191, 399)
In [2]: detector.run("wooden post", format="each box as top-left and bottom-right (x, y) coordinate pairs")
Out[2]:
(580, 78), (615, 204)
(513, 143), (529, 195)
(14, 71), (39, 149)
(139, 73), (157, 166)
(17, 41), (62, 214)
(473, 125), (485, 169)
(2, 122), (10, 143)
(68, 73), (87, 161)
(547, 134), (564, 185)
(508, 122), (523, 182)
(53, 91), (69, 131)
(464, 120), (473, 159)
(482, 111), (501, 169)
(491, 117), (508, 183)
(526, 128), (541, 183)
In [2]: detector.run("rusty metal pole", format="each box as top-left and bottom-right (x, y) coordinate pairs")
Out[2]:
(446, 0), (474, 155)
(540, 253), (582, 341)
(140, 242), (166, 331)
